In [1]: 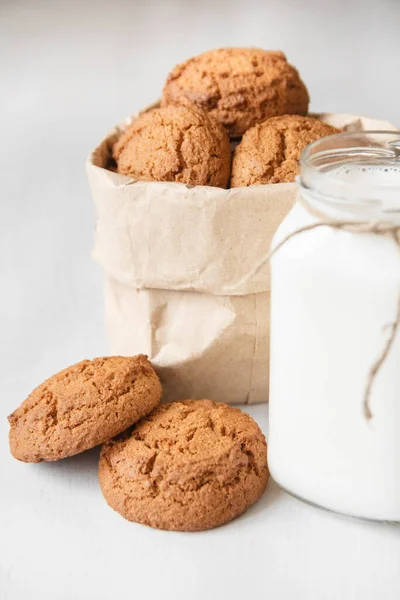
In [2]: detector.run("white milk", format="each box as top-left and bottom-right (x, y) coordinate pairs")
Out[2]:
(268, 161), (400, 521)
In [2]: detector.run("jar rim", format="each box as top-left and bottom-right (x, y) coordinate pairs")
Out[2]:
(300, 130), (400, 183)
(299, 131), (400, 220)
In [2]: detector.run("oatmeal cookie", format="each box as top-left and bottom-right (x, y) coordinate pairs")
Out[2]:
(231, 115), (340, 186)
(8, 355), (161, 462)
(162, 48), (309, 137)
(113, 104), (231, 188)
(99, 400), (269, 531)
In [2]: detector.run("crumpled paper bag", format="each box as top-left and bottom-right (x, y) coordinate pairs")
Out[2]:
(87, 112), (397, 404)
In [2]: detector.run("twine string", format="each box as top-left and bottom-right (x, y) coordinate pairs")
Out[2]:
(223, 202), (400, 419)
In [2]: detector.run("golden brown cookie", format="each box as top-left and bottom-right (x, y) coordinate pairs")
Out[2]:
(231, 115), (340, 186)
(99, 400), (269, 531)
(113, 104), (231, 188)
(8, 355), (162, 463)
(162, 48), (309, 137)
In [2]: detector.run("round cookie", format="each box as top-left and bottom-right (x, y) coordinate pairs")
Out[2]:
(99, 400), (269, 531)
(231, 115), (340, 186)
(8, 355), (162, 463)
(162, 48), (309, 137)
(113, 104), (231, 188)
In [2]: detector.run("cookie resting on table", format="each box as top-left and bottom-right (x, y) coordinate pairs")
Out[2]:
(8, 355), (161, 463)
(99, 400), (269, 531)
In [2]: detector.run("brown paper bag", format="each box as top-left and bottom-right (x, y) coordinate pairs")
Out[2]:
(87, 113), (397, 404)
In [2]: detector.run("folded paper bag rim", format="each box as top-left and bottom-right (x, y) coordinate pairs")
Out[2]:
(86, 112), (398, 297)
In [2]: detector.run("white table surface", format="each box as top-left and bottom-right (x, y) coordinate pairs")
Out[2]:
(1, 1), (400, 598)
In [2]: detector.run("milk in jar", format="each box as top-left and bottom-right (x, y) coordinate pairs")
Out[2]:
(268, 131), (400, 521)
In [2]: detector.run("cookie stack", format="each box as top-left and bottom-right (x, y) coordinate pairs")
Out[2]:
(8, 355), (269, 532)
(112, 48), (339, 187)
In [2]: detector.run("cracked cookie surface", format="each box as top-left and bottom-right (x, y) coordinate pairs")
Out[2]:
(113, 104), (231, 188)
(8, 355), (162, 463)
(99, 400), (269, 531)
(231, 115), (340, 186)
(162, 48), (309, 137)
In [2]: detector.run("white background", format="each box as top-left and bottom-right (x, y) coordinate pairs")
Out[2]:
(1, 0), (400, 598)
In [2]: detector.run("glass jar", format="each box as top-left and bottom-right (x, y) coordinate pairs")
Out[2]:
(268, 131), (400, 522)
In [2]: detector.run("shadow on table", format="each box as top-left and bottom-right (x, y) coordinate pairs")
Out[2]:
(235, 477), (283, 525)
(37, 445), (101, 484)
